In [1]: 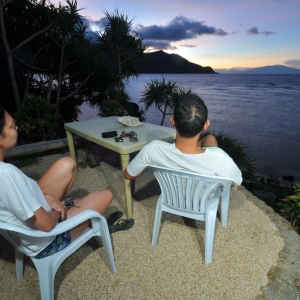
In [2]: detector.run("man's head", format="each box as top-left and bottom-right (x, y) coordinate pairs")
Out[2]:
(173, 94), (208, 138)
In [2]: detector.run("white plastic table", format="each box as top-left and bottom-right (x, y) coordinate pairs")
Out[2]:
(64, 116), (176, 219)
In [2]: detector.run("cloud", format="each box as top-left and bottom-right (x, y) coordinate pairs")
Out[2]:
(147, 40), (177, 50)
(247, 26), (275, 36)
(247, 26), (259, 34)
(261, 31), (275, 36)
(283, 59), (300, 68)
(136, 15), (228, 42)
(180, 44), (197, 48)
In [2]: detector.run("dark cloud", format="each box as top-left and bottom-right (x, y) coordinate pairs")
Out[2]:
(247, 26), (259, 35)
(247, 26), (275, 36)
(261, 31), (275, 36)
(136, 15), (228, 41)
(283, 59), (300, 68)
(180, 44), (197, 48)
(148, 40), (177, 50)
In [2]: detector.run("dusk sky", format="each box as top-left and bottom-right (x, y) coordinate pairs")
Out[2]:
(51, 0), (300, 70)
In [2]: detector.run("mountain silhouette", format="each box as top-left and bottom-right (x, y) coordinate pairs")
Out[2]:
(216, 65), (300, 74)
(140, 50), (217, 74)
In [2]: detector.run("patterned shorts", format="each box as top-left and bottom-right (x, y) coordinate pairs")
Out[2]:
(35, 224), (71, 259)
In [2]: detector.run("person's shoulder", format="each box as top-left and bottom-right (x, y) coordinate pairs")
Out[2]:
(147, 140), (172, 148)
(0, 161), (18, 171)
(0, 161), (21, 176)
(205, 147), (230, 156)
(205, 147), (224, 153)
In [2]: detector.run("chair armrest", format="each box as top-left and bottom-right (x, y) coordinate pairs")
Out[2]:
(0, 210), (104, 238)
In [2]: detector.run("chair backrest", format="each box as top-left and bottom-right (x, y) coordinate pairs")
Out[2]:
(149, 165), (234, 215)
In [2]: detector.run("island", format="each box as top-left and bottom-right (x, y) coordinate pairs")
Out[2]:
(140, 50), (217, 74)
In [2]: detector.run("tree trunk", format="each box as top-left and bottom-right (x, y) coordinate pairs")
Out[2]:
(160, 104), (167, 126)
(117, 47), (122, 99)
(0, 2), (21, 109)
(46, 74), (53, 104)
(55, 39), (65, 116)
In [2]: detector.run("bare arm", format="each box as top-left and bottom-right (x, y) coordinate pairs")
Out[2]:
(124, 169), (144, 180)
(27, 207), (61, 232)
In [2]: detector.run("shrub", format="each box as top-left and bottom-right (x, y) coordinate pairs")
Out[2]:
(202, 131), (256, 182)
(280, 183), (300, 233)
(13, 95), (64, 143)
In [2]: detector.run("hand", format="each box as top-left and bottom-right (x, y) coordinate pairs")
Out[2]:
(44, 193), (67, 220)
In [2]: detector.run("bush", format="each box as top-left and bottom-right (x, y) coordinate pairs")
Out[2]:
(202, 131), (256, 182)
(98, 99), (128, 117)
(99, 88), (145, 121)
(13, 95), (64, 143)
(280, 183), (300, 233)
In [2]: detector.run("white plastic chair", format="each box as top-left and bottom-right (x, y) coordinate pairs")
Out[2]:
(149, 165), (234, 264)
(0, 209), (116, 300)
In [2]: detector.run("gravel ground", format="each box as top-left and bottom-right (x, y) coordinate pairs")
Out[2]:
(1, 149), (298, 300)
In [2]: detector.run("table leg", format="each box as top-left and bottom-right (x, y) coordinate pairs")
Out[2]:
(66, 130), (78, 179)
(120, 153), (132, 219)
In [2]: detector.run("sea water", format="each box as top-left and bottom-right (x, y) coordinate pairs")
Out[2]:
(79, 74), (300, 182)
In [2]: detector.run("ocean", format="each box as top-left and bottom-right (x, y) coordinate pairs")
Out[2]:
(79, 74), (300, 182)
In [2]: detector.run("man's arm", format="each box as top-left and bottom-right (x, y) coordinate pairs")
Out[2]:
(124, 169), (144, 180)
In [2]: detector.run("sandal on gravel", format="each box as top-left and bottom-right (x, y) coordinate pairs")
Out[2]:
(107, 211), (123, 226)
(108, 218), (134, 233)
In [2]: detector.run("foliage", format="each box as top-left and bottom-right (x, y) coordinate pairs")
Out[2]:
(280, 183), (300, 233)
(98, 88), (145, 121)
(13, 95), (64, 143)
(140, 76), (193, 125)
(98, 99), (128, 118)
(96, 10), (148, 101)
(1, 2), (148, 142)
(257, 174), (293, 201)
(0, 0), (105, 121)
(203, 131), (256, 182)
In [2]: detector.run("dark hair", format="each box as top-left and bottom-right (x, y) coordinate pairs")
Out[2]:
(0, 105), (6, 136)
(173, 94), (208, 138)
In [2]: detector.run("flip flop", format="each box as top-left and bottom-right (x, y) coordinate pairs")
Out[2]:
(119, 218), (134, 231)
(108, 218), (134, 233)
(107, 211), (123, 226)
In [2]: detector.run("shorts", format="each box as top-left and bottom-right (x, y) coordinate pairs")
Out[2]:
(35, 221), (71, 259)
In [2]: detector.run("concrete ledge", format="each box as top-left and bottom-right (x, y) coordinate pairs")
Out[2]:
(238, 186), (300, 299)
(5, 136), (83, 158)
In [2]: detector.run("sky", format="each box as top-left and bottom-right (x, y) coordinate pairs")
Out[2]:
(51, 0), (300, 70)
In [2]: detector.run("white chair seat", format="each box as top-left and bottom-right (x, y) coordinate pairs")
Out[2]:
(0, 209), (116, 300)
(149, 165), (234, 264)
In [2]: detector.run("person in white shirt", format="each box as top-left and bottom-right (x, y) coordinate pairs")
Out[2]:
(124, 94), (242, 185)
(0, 105), (113, 258)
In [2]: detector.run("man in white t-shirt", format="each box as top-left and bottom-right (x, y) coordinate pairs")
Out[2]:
(124, 94), (242, 185)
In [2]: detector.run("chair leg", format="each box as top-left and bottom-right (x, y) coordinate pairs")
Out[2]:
(15, 248), (24, 281)
(152, 199), (163, 247)
(31, 259), (55, 300)
(99, 224), (116, 273)
(220, 185), (231, 227)
(205, 209), (218, 264)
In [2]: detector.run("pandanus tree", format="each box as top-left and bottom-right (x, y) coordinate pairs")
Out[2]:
(140, 76), (194, 126)
(96, 10), (148, 101)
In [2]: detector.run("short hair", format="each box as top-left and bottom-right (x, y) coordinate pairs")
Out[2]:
(0, 105), (6, 136)
(173, 94), (208, 138)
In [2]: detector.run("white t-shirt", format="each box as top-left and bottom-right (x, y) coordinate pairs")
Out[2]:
(127, 140), (243, 185)
(0, 162), (54, 256)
